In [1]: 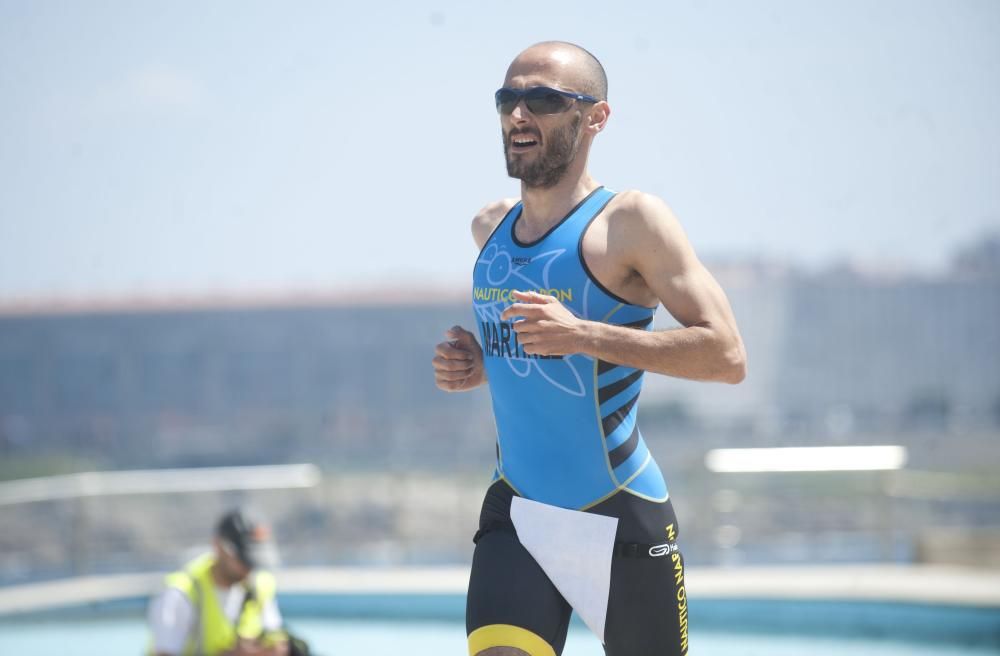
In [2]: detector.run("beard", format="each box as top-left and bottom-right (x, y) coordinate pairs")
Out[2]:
(504, 114), (582, 189)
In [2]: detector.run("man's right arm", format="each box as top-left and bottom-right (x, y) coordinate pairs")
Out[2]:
(432, 199), (517, 393)
(471, 198), (518, 249)
(148, 587), (195, 656)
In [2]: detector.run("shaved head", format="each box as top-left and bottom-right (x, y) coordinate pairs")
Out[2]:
(500, 42), (610, 188)
(506, 41), (608, 101)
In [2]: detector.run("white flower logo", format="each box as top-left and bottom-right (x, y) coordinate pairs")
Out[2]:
(475, 245), (592, 397)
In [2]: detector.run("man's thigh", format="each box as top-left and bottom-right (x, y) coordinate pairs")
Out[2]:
(466, 529), (572, 656)
(603, 549), (690, 656)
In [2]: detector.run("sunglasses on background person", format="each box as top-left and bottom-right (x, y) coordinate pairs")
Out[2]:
(495, 86), (599, 116)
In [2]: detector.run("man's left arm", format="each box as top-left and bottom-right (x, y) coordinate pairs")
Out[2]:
(501, 193), (746, 384)
(257, 594), (289, 656)
(231, 591), (288, 656)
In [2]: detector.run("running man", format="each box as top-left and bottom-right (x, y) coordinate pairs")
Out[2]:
(433, 42), (746, 656)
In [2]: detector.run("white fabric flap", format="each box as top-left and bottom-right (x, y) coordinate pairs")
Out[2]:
(510, 496), (619, 643)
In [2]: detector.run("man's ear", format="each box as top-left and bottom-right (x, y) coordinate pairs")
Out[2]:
(587, 101), (611, 134)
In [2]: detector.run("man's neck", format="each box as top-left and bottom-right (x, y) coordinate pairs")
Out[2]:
(519, 170), (600, 236)
(209, 561), (234, 588)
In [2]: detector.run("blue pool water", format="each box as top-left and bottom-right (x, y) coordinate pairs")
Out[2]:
(0, 617), (997, 656)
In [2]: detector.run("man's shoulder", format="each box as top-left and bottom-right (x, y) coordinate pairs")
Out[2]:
(609, 188), (689, 237)
(608, 189), (674, 223)
(252, 569), (278, 595)
(472, 197), (519, 247)
(474, 197), (519, 226)
(604, 189), (690, 262)
(150, 584), (195, 624)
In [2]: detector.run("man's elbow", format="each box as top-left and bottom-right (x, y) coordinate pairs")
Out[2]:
(719, 339), (747, 384)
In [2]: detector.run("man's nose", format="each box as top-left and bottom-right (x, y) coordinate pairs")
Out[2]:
(509, 99), (530, 122)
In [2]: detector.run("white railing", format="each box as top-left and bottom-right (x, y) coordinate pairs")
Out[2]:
(0, 464), (322, 506)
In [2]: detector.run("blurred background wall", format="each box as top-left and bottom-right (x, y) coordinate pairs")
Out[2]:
(1, 245), (998, 583)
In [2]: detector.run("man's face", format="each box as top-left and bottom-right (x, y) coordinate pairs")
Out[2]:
(503, 107), (582, 189)
(214, 537), (252, 584)
(500, 73), (586, 189)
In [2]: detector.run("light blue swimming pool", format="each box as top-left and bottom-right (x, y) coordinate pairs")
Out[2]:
(3, 588), (1000, 656)
(1, 616), (998, 655)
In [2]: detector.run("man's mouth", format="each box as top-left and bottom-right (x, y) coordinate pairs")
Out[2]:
(509, 133), (540, 151)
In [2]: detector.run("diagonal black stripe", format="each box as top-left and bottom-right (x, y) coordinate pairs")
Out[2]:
(596, 318), (653, 377)
(597, 359), (618, 375)
(598, 369), (644, 404)
(622, 316), (654, 329)
(608, 425), (640, 469)
(602, 392), (640, 437)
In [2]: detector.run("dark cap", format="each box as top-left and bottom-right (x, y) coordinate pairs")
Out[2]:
(216, 509), (278, 569)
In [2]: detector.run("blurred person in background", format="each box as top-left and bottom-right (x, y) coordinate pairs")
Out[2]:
(146, 509), (290, 656)
(432, 41), (745, 656)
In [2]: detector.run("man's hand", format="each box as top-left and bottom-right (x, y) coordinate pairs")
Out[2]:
(226, 638), (288, 656)
(224, 640), (265, 656)
(500, 290), (589, 357)
(433, 325), (486, 392)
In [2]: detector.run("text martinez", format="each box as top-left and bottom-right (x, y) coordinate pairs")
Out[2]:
(479, 320), (561, 361)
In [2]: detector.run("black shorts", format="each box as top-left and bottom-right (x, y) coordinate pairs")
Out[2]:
(466, 481), (689, 656)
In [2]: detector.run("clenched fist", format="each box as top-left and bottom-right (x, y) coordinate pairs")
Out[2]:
(433, 325), (487, 392)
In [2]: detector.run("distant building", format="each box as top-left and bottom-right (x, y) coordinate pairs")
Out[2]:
(626, 260), (1000, 445)
(0, 297), (494, 470)
(1, 265), (998, 470)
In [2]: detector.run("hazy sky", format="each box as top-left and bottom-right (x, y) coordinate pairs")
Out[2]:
(1, 0), (998, 300)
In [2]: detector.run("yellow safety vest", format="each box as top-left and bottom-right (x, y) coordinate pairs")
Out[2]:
(153, 553), (280, 656)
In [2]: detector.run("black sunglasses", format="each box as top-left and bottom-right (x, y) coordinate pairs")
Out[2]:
(495, 86), (599, 115)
